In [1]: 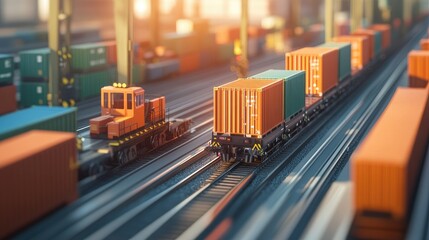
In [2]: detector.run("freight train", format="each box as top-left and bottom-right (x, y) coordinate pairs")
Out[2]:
(209, 24), (393, 163)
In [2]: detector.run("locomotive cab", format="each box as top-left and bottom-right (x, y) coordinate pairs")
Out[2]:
(90, 84), (146, 139)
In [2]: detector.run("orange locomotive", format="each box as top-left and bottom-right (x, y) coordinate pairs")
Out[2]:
(90, 84), (191, 165)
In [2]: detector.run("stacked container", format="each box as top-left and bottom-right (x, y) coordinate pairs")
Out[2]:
(351, 88), (429, 227)
(146, 59), (180, 81)
(333, 36), (370, 70)
(0, 130), (78, 239)
(285, 47), (339, 96)
(249, 70), (305, 120)
(408, 50), (429, 88)
(19, 48), (78, 107)
(369, 24), (392, 50)
(317, 42), (352, 82)
(162, 32), (202, 74)
(0, 54), (16, 115)
(352, 29), (382, 59)
(18, 48), (51, 107)
(0, 106), (76, 140)
(213, 78), (284, 137)
(214, 26), (238, 63)
(71, 42), (118, 99)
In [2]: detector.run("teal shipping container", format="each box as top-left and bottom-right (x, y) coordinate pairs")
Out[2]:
(373, 31), (382, 56)
(71, 43), (108, 72)
(0, 106), (76, 140)
(0, 54), (14, 85)
(318, 42), (351, 81)
(250, 69), (306, 120)
(20, 82), (48, 107)
(19, 48), (50, 79)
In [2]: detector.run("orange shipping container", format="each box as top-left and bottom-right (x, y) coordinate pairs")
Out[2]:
(0, 85), (16, 115)
(179, 52), (200, 74)
(0, 130), (78, 239)
(285, 47), (338, 96)
(369, 24), (391, 49)
(408, 50), (429, 88)
(215, 26), (240, 44)
(420, 39), (429, 51)
(352, 29), (376, 59)
(213, 78), (284, 137)
(333, 35), (370, 70)
(351, 88), (429, 221)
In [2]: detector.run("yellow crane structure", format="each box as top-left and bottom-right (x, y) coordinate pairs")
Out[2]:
(48, 0), (72, 107)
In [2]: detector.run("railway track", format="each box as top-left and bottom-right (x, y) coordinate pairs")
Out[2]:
(14, 132), (214, 240)
(225, 19), (427, 240)
(130, 163), (256, 239)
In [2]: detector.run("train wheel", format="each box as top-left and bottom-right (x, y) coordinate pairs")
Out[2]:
(221, 153), (230, 162)
(152, 135), (159, 148)
(118, 150), (129, 165)
(159, 133), (166, 146)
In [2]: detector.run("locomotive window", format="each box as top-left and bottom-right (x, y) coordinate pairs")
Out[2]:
(103, 93), (108, 108)
(135, 93), (144, 107)
(111, 93), (124, 109)
(127, 94), (132, 109)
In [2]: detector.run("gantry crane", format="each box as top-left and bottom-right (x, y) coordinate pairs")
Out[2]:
(48, 0), (72, 107)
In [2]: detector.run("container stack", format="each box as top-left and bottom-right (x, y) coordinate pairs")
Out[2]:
(71, 42), (117, 100)
(0, 54), (16, 115)
(19, 48), (51, 107)
(408, 50), (429, 88)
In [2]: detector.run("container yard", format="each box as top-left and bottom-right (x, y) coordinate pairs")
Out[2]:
(0, 0), (429, 239)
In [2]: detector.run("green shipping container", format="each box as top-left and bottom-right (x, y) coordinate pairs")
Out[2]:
(75, 69), (115, 100)
(19, 48), (50, 79)
(217, 43), (234, 63)
(250, 69), (305, 120)
(318, 42), (351, 82)
(20, 82), (48, 107)
(0, 54), (14, 85)
(71, 43), (108, 72)
(0, 106), (76, 140)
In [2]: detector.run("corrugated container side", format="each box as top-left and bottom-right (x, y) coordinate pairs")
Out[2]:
(0, 130), (78, 239)
(213, 79), (284, 137)
(351, 88), (429, 220)
(408, 50), (429, 88)
(318, 42), (352, 81)
(369, 24), (391, 49)
(333, 36), (370, 70)
(355, 30), (382, 57)
(75, 69), (115, 100)
(0, 106), (77, 140)
(249, 69), (305, 120)
(285, 47), (339, 96)
(20, 82), (48, 107)
(71, 43), (108, 71)
(0, 54), (14, 85)
(179, 52), (200, 74)
(420, 39), (429, 51)
(0, 85), (16, 115)
(19, 48), (50, 79)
